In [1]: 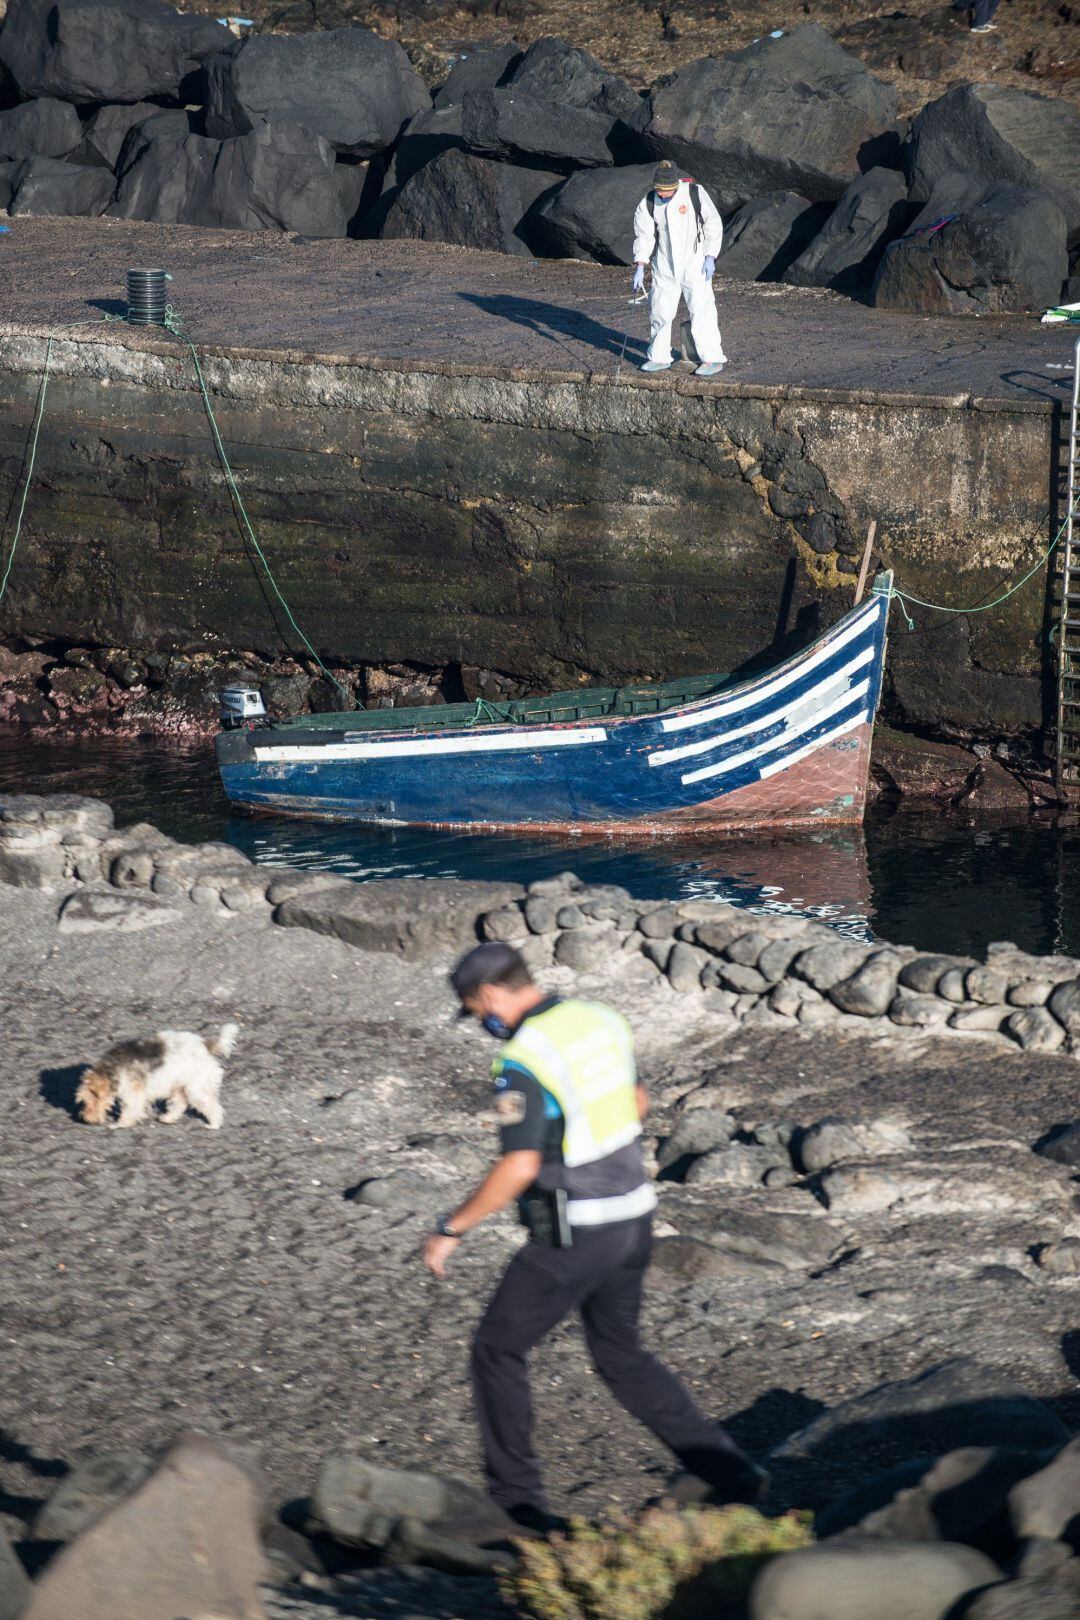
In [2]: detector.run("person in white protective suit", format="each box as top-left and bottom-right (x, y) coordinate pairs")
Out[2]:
(631, 158), (726, 377)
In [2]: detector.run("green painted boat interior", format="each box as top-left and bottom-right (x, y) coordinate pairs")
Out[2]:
(272, 672), (733, 734)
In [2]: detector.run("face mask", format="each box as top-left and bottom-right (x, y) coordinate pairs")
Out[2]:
(482, 1013), (511, 1039)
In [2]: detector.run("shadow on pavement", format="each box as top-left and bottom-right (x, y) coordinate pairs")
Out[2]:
(459, 292), (645, 363)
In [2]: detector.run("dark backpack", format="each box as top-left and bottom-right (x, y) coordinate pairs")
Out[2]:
(647, 179), (704, 245)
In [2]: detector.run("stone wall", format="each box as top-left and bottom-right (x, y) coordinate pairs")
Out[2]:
(0, 325), (1058, 742)
(5, 790), (1080, 1060)
(478, 877), (1080, 1057)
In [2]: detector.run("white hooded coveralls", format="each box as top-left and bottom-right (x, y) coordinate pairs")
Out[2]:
(632, 178), (725, 366)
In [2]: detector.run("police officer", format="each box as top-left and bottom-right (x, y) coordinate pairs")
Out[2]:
(421, 941), (762, 1534)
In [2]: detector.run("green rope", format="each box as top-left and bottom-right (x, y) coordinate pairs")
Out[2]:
(0, 334), (54, 609)
(886, 492), (1080, 634)
(165, 307), (350, 701)
(465, 696), (521, 726)
(0, 316), (131, 609)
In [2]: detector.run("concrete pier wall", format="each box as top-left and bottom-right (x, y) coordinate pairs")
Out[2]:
(0, 324), (1058, 740)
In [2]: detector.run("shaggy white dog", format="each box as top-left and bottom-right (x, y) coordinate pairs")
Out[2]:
(75, 1024), (240, 1129)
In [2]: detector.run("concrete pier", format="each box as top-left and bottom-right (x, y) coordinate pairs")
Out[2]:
(0, 215), (1074, 740)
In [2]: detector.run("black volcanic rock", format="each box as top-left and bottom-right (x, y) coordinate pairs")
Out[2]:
(627, 24), (899, 215)
(382, 148), (559, 256)
(906, 84), (1080, 242)
(203, 27), (430, 158)
(717, 191), (831, 281)
(433, 41), (523, 109)
(785, 167), (909, 292)
(873, 182), (1068, 315)
(110, 121), (347, 236)
(534, 163), (657, 264)
(71, 102), (171, 170)
(0, 0), (226, 104)
(506, 35), (640, 121)
(461, 87), (618, 173)
(9, 155), (114, 217)
(0, 96), (82, 161)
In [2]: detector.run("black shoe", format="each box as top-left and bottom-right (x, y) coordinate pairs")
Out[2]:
(661, 1461), (769, 1509)
(506, 1503), (571, 1537)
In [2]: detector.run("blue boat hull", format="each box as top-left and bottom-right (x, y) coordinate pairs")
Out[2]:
(216, 588), (889, 833)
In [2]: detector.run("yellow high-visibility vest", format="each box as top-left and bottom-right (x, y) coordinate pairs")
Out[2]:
(495, 999), (640, 1168)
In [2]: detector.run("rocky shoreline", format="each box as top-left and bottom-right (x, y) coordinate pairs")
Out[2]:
(7, 792), (1080, 1616)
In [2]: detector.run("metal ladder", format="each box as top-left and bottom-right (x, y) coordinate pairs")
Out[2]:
(1055, 332), (1080, 787)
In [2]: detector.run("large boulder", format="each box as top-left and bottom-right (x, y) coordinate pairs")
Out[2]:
(381, 148), (559, 256)
(201, 121), (347, 236)
(108, 126), (218, 223)
(9, 156), (114, 217)
(533, 162), (657, 263)
(0, 159), (20, 210)
(748, 1539), (1002, 1620)
(461, 86), (618, 172)
(21, 1433), (265, 1620)
(506, 35), (640, 123)
(386, 105), (465, 193)
(716, 191), (831, 281)
(784, 166), (909, 291)
(873, 182), (1068, 315)
(434, 41), (523, 109)
(906, 84), (1080, 241)
(0, 0), (226, 104)
(203, 28), (429, 157)
(627, 24), (899, 215)
(71, 101), (170, 169)
(768, 1360), (1068, 1509)
(0, 96), (82, 160)
(111, 121), (347, 235)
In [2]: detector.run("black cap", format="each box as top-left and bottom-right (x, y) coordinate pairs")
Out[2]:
(653, 159), (679, 189)
(450, 942), (525, 1001)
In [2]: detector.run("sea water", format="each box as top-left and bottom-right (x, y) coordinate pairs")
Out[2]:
(2, 732), (1079, 957)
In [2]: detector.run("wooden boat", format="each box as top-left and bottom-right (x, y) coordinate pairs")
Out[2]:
(214, 572), (892, 833)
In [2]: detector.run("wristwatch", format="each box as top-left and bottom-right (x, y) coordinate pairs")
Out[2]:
(435, 1213), (461, 1239)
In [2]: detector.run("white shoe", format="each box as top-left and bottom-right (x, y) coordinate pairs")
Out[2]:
(641, 359), (672, 372)
(695, 361), (726, 377)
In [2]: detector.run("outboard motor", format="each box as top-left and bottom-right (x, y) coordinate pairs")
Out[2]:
(220, 685), (268, 730)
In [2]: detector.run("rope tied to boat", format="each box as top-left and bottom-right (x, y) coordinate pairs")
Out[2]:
(882, 491), (1080, 634)
(465, 697), (522, 726)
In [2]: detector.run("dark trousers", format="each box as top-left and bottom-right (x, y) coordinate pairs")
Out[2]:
(471, 1215), (751, 1512)
(954, 0), (998, 23)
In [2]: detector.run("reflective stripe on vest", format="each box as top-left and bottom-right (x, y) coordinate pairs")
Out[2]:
(496, 1000), (640, 1169)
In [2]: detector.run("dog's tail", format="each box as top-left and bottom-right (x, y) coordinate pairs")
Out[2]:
(206, 1021), (241, 1059)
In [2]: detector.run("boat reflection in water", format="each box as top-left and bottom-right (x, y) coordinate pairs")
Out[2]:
(237, 815), (874, 941)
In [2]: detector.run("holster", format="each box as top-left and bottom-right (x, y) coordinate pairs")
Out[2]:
(520, 1188), (573, 1249)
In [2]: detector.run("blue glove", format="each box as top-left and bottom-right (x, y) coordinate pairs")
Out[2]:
(703, 255), (716, 279)
(632, 263), (645, 293)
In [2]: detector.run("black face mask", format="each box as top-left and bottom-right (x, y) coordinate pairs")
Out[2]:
(481, 1013), (512, 1040)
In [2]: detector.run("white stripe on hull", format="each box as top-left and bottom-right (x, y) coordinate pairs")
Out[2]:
(759, 709), (868, 778)
(661, 597), (882, 735)
(253, 726), (608, 764)
(648, 644), (875, 768)
(681, 678), (871, 784)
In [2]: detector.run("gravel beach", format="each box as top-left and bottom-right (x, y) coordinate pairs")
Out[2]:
(5, 838), (1080, 1613)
